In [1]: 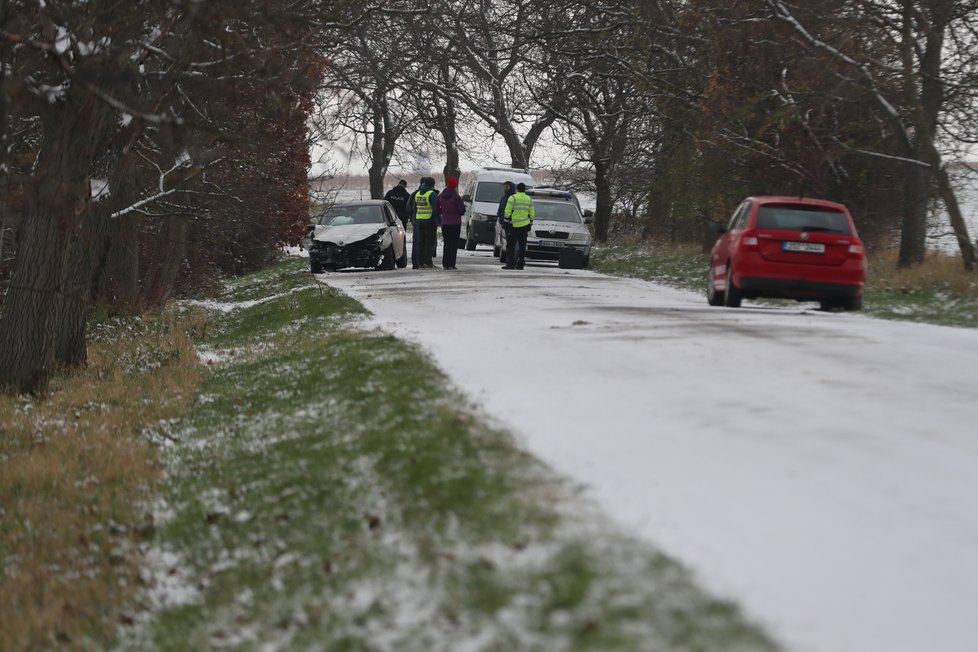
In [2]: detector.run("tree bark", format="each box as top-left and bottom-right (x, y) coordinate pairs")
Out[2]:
(593, 161), (612, 243)
(0, 95), (110, 393)
(96, 216), (141, 312)
(897, 152), (929, 267)
(141, 214), (190, 311)
(55, 204), (110, 368)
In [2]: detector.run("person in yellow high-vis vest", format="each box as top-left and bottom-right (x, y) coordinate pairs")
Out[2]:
(408, 177), (440, 268)
(503, 182), (534, 270)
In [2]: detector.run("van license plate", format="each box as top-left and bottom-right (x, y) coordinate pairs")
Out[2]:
(783, 241), (825, 254)
(538, 240), (561, 247)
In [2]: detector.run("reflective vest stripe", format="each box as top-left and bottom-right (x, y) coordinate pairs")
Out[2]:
(506, 193), (534, 227)
(416, 190), (435, 220)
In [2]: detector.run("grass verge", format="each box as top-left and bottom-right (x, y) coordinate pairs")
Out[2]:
(122, 257), (780, 651)
(0, 312), (204, 650)
(591, 242), (978, 327)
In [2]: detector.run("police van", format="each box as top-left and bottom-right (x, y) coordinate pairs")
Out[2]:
(459, 167), (535, 250)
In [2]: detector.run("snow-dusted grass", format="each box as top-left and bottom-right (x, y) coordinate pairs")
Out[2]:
(0, 314), (203, 651)
(591, 242), (978, 327)
(125, 257), (780, 651)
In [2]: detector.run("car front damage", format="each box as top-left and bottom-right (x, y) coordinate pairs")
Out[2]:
(308, 225), (391, 271)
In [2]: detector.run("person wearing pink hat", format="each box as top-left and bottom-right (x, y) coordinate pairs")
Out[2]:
(436, 176), (466, 270)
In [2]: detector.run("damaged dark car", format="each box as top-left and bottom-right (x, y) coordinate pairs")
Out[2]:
(304, 200), (407, 273)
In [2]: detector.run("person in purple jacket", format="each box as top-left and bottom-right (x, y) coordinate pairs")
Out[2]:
(436, 176), (466, 270)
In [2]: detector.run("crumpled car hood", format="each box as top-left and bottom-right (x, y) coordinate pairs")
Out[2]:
(312, 224), (384, 246)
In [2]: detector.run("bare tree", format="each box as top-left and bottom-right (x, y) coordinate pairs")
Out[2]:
(428, 0), (566, 169)
(766, 0), (978, 270)
(0, 0), (354, 393)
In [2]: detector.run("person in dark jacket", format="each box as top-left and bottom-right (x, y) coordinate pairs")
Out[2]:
(384, 179), (411, 227)
(407, 177), (440, 268)
(496, 180), (518, 266)
(436, 177), (466, 269)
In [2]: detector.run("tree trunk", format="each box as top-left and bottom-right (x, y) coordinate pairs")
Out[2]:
(922, 141), (977, 270)
(593, 162), (613, 243)
(96, 217), (141, 312)
(897, 154), (929, 267)
(55, 204), (110, 368)
(141, 214), (190, 310)
(0, 96), (110, 393)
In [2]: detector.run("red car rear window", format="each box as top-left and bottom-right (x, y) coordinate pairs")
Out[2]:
(756, 205), (851, 235)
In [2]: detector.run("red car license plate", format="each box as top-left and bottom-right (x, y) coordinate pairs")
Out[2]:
(783, 241), (825, 254)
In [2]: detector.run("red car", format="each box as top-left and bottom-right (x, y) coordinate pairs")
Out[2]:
(707, 196), (867, 310)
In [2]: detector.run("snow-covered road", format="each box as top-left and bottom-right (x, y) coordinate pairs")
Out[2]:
(321, 247), (978, 652)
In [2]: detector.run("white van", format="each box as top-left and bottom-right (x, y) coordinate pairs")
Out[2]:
(459, 167), (535, 250)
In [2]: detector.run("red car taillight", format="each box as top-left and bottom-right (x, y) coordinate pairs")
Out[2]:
(848, 243), (864, 256)
(740, 231), (759, 249)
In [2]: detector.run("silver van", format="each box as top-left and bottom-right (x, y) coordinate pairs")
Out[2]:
(459, 167), (535, 250)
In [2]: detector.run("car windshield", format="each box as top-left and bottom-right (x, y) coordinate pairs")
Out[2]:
(318, 205), (385, 226)
(533, 201), (582, 223)
(757, 205), (851, 234)
(475, 182), (507, 203)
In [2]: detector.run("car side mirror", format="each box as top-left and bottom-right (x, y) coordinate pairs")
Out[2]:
(583, 209), (594, 218)
(306, 223), (316, 232)
(583, 216), (594, 225)
(707, 220), (726, 235)
(462, 194), (472, 202)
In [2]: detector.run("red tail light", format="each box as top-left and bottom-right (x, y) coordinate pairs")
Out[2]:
(848, 243), (864, 256)
(740, 231), (759, 249)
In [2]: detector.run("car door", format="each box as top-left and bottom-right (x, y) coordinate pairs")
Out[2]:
(383, 203), (403, 259)
(711, 201), (750, 283)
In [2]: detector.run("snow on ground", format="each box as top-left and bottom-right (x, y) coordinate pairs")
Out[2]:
(318, 246), (978, 652)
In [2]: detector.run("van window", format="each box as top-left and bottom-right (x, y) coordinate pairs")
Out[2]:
(474, 182), (506, 203)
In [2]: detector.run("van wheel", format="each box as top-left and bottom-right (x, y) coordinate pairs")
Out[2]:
(493, 244), (501, 258)
(724, 265), (742, 307)
(465, 232), (477, 251)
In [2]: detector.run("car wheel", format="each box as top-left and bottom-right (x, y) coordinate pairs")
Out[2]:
(707, 268), (724, 306)
(465, 222), (477, 251)
(396, 236), (408, 268)
(844, 296), (863, 311)
(724, 264), (742, 308)
(377, 245), (395, 271)
(493, 244), (501, 257)
(310, 259), (324, 274)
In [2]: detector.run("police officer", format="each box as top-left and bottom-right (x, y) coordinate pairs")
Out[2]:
(384, 179), (411, 227)
(503, 182), (534, 270)
(496, 180), (516, 265)
(409, 177), (439, 268)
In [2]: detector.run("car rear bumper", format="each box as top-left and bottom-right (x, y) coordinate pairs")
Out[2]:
(738, 276), (863, 300)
